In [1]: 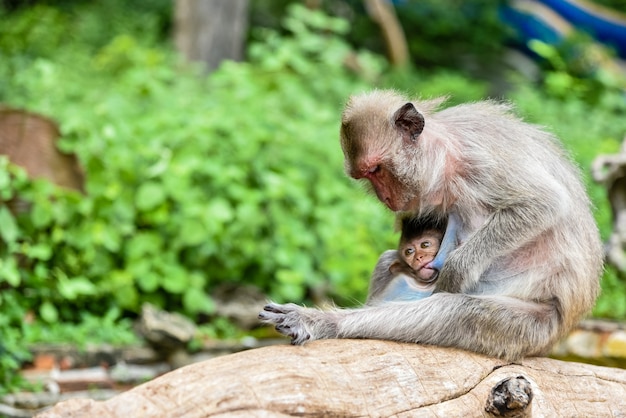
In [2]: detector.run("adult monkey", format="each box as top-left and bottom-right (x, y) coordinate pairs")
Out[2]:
(259, 90), (603, 360)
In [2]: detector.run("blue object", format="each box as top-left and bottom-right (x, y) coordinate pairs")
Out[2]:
(542, 0), (626, 57)
(501, 0), (626, 58)
(500, 2), (564, 46)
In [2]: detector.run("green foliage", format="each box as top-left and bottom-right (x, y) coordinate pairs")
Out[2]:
(251, 0), (510, 74)
(396, 0), (510, 68)
(0, 297), (33, 395)
(22, 307), (139, 349)
(594, 266), (626, 318)
(0, 4), (399, 329)
(0, 3), (393, 390)
(528, 35), (626, 110)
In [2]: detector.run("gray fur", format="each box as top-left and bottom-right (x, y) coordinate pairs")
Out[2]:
(259, 90), (603, 361)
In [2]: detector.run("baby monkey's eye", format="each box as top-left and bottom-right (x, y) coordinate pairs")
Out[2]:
(404, 248), (415, 257)
(420, 241), (431, 249)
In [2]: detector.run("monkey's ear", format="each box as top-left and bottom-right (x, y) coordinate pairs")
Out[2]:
(393, 103), (425, 142)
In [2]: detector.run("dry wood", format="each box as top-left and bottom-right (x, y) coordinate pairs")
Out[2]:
(37, 339), (626, 417)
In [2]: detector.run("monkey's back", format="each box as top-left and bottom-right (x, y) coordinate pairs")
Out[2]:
(427, 101), (603, 326)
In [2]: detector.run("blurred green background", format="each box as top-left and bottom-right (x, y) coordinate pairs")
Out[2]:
(1, 0), (626, 392)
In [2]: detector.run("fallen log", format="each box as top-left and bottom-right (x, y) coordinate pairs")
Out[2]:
(37, 339), (626, 417)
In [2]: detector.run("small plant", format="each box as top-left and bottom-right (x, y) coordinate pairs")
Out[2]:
(528, 34), (626, 111)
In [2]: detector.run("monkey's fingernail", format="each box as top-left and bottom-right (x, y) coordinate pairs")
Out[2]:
(264, 304), (284, 313)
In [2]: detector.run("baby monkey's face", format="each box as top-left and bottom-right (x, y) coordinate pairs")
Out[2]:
(400, 229), (443, 275)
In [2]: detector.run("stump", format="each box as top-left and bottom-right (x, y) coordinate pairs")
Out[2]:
(0, 107), (84, 192)
(37, 339), (626, 417)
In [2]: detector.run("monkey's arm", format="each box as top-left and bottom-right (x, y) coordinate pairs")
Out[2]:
(425, 212), (460, 272)
(259, 295), (560, 360)
(438, 193), (564, 293)
(366, 250), (399, 303)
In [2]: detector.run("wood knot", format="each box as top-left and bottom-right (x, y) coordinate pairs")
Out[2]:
(485, 375), (533, 417)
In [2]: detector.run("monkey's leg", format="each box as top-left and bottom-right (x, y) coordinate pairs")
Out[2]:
(259, 294), (561, 360)
(426, 212), (460, 271)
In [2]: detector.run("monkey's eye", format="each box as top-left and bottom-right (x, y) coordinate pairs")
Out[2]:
(420, 241), (431, 249)
(404, 248), (415, 257)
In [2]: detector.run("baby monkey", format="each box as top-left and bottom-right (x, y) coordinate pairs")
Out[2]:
(367, 215), (450, 304)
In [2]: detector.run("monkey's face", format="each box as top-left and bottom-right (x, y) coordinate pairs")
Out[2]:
(340, 95), (425, 212)
(400, 229), (442, 272)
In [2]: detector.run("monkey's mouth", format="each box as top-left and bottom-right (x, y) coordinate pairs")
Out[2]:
(419, 266), (436, 276)
(416, 266), (438, 283)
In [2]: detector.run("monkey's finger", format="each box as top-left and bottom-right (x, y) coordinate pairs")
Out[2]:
(263, 303), (285, 313)
(275, 324), (293, 335)
(276, 326), (310, 345)
(257, 310), (285, 324)
(290, 333), (310, 345)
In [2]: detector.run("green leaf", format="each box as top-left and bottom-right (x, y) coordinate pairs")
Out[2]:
(206, 198), (233, 223)
(183, 287), (215, 315)
(32, 203), (53, 228)
(0, 257), (20, 286)
(137, 272), (159, 292)
(126, 232), (162, 258)
(0, 206), (19, 243)
(58, 276), (98, 300)
(40, 301), (59, 323)
(135, 181), (166, 211)
(0, 168), (11, 190)
(24, 244), (52, 261)
(179, 219), (206, 246)
(160, 265), (188, 294)
(114, 285), (139, 310)
(130, 259), (159, 292)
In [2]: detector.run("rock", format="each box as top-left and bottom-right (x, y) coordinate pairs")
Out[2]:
(211, 283), (267, 329)
(137, 303), (197, 349)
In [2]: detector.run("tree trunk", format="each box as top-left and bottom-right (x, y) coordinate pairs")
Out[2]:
(364, 0), (410, 67)
(174, 0), (249, 72)
(37, 339), (626, 417)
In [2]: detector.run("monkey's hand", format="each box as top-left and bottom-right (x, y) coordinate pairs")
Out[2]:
(258, 303), (338, 345)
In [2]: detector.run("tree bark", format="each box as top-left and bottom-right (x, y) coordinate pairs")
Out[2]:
(37, 339), (626, 417)
(174, 0), (249, 72)
(364, 0), (410, 67)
